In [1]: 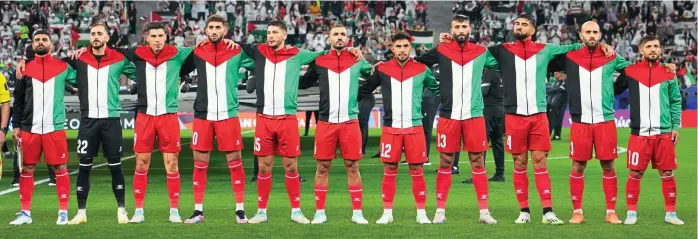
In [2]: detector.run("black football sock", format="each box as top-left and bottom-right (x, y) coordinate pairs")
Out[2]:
(108, 158), (126, 208)
(76, 158), (94, 209)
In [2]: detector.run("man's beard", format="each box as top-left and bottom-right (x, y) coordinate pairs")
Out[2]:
(513, 32), (529, 40)
(454, 33), (469, 44)
(396, 55), (409, 63)
(584, 41), (598, 49)
(209, 35), (222, 43)
(644, 55), (659, 62)
(333, 41), (345, 51)
(34, 47), (49, 56)
(92, 41), (104, 49)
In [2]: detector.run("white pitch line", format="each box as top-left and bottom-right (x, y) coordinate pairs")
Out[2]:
(0, 130), (255, 196)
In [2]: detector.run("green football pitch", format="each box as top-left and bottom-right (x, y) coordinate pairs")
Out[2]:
(0, 128), (695, 238)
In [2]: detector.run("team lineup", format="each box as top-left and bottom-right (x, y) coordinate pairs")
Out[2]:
(5, 13), (684, 226)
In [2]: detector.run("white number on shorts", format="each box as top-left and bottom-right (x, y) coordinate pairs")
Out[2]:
(192, 132), (199, 145)
(254, 137), (261, 151)
(77, 140), (88, 154)
(380, 143), (392, 158)
(628, 151), (640, 166)
(437, 134), (447, 148)
(570, 142), (574, 155)
(506, 135), (512, 150)
(133, 133), (137, 146)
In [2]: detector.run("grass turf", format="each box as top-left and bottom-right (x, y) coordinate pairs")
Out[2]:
(0, 128), (695, 238)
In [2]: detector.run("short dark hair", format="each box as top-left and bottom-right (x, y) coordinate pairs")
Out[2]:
(90, 22), (108, 32)
(391, 32), (411, 43)
(144, 21), (168, 35)
(516, 14), (536, 27)
(32, 29), (52, 39)
(330, 23), (345, 29)
(206, 15), (228, 28)
(639, 35), (661, 48)
(452, 14), (470, 24)
(267, 20), (287, 32)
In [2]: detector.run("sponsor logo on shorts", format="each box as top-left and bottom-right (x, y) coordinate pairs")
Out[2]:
(61, 153), (66, 159)
(236, 140), (240, 145)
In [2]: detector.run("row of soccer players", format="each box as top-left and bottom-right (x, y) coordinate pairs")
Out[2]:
(8, 14), (683, 226)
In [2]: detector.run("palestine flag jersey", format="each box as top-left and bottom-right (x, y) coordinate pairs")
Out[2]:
(192, 41), (254, 121)
(614, 61), (682, 136)
(120, 45), (195, 116)
(358, 58), (440, 128)
(554, 46), (631, 124)
(241, 43), (325, 116)
(300, 49), (373, 123)
(487, 40), (581, 115)
(414, 41), (500, 120)
(12, 54), (77, 134)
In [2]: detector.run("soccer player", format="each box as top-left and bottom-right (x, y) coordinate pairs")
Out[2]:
(72, 21), (235, 223)
(359, 32), (440, 225)
(183, 15), (254, 224)
(19, 23), (138, 225)
(550, 21), (675, 224)
(9, 29), (76, 225)
(442, 14), (613, 224)
(613, 35), (684, 225)
(298, 24), (372, 224)
(413, 15), (499, 224)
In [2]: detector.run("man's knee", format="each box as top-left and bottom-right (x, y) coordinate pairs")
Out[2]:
(512, 154), (527, 169)
(283, 157), (298, 174)
(571, 160), (587, 173)
(469, 152), (485, 168)
(316, 161), (331, 176)
(22, 164), (36, 173)
(658, 170), (673, 177)
(599, 160), (615, 173)
(384, 162), (398, 171)
(408, 163), (423, 171)
(439, 153), (454, 168)
(629, 170), (645, 179)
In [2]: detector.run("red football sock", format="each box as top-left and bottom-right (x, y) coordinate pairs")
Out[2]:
(513, 169), (529, 209)
(534, 168), (552, 208)
(285, 172), (301, 209)
(348, 184), (363, 210)
(228, 160), (246, 204)
(19, 172), (34, 211)
(314, 185), (327, 211)
(569, 170), (585, 210)
(257, 172), (272, 209)
(435, 168), (452, 210)
(381, 168), (397, 210)
(472, 167), (489, 210)
(625, 174), (642, 211)
(602, 171), (618, 211)
(192, 161), (209, 206)
(167, 172), (181, 209)
(410, 169), (426, 210)
(133, 169), (148, 209)
(661, 174), (677, 212)
(54, 169), (70, 211)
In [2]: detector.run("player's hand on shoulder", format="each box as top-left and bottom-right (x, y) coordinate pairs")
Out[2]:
(72, 47), (88, 59)
(347, 47), (364, 61)
(195, 38), (210, 48)
(665, 63), (677, 74)
(16, 60), (25, 78)
(600, 43), (615, 58)
(223, 39), (239, 49)
(439, 33), (453, 43)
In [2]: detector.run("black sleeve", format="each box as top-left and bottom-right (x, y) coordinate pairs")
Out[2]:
(614, 73), (630, 96)
(299, 62), (319, 89)
(24, 45), (34, 62)
(11, 77), (26, 128)
(547, 54), (567, 73)
(114, 47), (136, 62)
(487, 45), (501, 60)
(481, 68), (493, 96)
(179, 53), (196, 77)
(414, 47), (439, 67)
(358, 71), (380, 102)
(240, 42), (256, 59)
(61, 57), (77, 69)
(245, 74), (256, 93)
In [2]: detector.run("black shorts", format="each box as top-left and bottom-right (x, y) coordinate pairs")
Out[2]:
(77, 118), (123, 159)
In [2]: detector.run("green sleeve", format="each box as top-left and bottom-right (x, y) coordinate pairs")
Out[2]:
(484, 49), (500, 71)
(65, 65), (77, 87)
(613, 54), (632, 72)
(424, 67), (440, 96)
(547, 43), (583, 57)
(176, 46), (195, 62)
(122, 59), (137, 81)
(668, 77), (682, 131)
(358, 59), (372, 78)
(240, 50), (255, 71)
(297, 49), (327, 65)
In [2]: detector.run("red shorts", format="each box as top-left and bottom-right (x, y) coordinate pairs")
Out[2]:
(253, 114), (301, 157)
(379, 126), (427, 164)
(134, 113), (181, 153)
(314, 120), (362, 160)
(19, 130), (69, 165)
(504, 113), (551, 154)
(191, 117), (244, 152)
(569, 121), (618, 161)
(626, 134), (677, 171)
(436, 117), (488, 153)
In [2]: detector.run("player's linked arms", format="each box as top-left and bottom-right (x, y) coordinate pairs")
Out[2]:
(195, 38), (239, 49)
